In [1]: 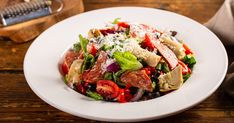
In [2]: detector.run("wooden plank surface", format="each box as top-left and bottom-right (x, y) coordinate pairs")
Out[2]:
(2, 0), (234, 122)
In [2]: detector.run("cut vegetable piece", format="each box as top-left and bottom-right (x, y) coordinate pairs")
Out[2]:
(120, 70), (153, 92)
(158, 65), (183, 92)
(67, 59), (84, 87)
(96, 80), (120, 99)
(88, 29), (103, 39)
(113, 51), (143, 71)
(159, 36), (185, 60)
(124, 40), (161, 67)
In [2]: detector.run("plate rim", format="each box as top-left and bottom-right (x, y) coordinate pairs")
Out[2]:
(23, 6), (228, 122)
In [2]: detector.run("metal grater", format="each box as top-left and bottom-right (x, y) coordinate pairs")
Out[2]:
(0, 0), (63, 26)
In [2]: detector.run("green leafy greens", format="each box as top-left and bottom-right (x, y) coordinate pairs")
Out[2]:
(79, 34), (95, 73)
(113, 51), (143, 71)
(183, 55), (196, 68)
(79, 34), (88, 53)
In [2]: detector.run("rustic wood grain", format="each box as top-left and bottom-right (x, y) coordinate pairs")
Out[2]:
(1, 73), (234, 123)
(1, 0), (233, 122)
(83, 0), (224, 23)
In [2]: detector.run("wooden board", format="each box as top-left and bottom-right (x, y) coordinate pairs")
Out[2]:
(0, 0), (84, 43)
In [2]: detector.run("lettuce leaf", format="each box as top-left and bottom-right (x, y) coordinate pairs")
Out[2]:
(79, 34), (88, 53)
(113, 51), (143, 71)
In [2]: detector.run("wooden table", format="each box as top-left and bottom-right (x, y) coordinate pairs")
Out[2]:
(1, 0), (234, 122)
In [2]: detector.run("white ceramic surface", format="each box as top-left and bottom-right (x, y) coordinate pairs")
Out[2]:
(24, 7), (228, 122)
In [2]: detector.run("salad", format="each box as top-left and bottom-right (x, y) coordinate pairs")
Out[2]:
(59, 18), (196, 103)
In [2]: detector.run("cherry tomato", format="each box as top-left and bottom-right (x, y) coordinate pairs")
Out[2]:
(183, 44), (193, 55)
(117, 22), (130, 28)
(96, 80), (120, 99)
(178, 60), (191, 75)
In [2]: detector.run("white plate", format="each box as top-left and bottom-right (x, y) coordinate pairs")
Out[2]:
(24, 7), (228, 122)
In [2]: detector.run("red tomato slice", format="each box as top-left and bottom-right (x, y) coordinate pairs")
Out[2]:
(178, 60), (191, 74)
(96, 80), (120, 99)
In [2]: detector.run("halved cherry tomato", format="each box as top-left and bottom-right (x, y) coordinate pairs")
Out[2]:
(117, 22), (130, 28)
(96, 80), (120, 99)
(178, 60), (191, 75)
(183, 44), (193, 55)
